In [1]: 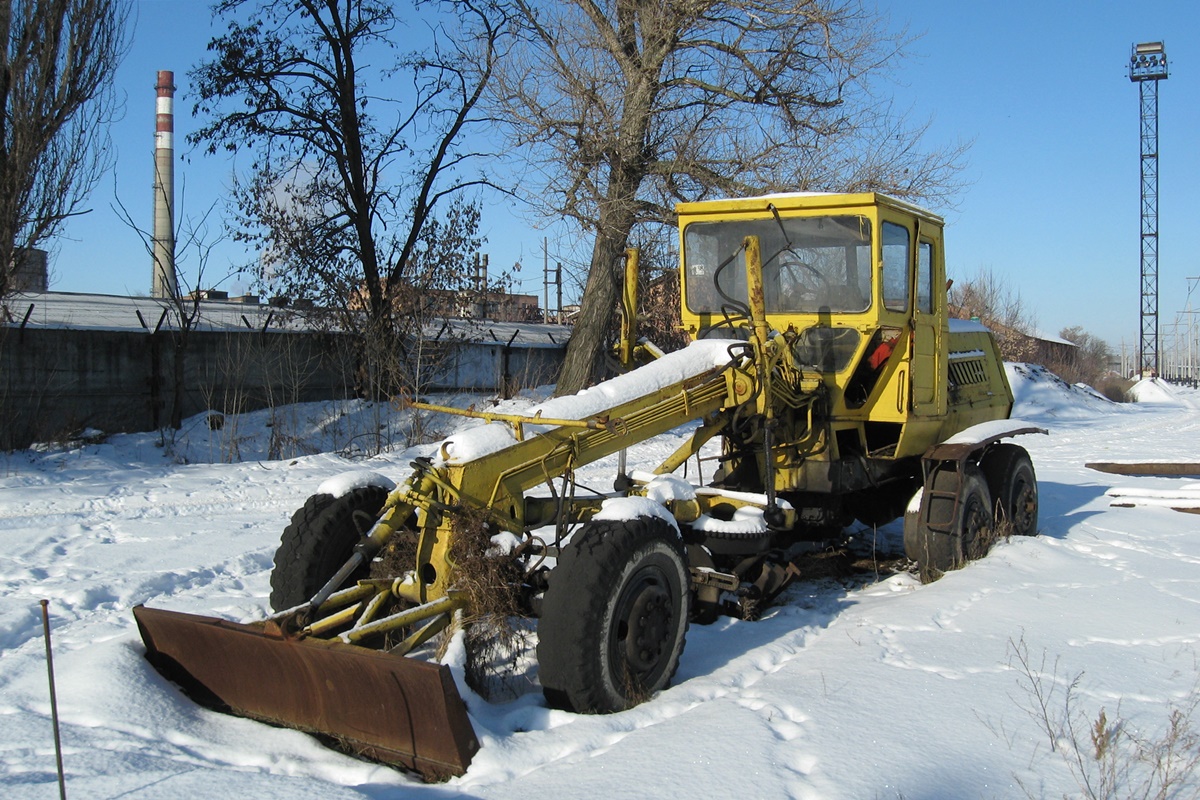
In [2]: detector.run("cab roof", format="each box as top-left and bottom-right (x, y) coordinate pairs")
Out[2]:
(676, 191), (944, 226)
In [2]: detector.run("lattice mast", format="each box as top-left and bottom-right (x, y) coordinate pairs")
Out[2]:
(1129, 42), (1168, 377)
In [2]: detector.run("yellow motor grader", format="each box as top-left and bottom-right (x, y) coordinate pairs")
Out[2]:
(134, 192), (1043, 779)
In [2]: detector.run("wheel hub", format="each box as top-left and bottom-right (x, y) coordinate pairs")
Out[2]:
(1013, 482), (1036, 531)
(622, 578), (672, 673)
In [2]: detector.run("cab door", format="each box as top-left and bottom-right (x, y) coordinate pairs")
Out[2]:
(910, 226), (946, 416)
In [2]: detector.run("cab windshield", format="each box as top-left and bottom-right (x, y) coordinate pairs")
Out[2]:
(683, 215), (872, 315)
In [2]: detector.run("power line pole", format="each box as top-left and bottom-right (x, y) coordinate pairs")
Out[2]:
(1186, 277), (1200, 382)
(1129, 41), (1168, 378)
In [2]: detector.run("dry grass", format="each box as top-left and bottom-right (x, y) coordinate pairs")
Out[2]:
(366, 506), (531, 696)
(617, 664), (654, 710)
(972, 515), (1017, 561)
(443, 506), (529, 700)
(1097, 375), (1136, 403)
(369, 525), (418, 583)
(1007, 635), (1200, 799)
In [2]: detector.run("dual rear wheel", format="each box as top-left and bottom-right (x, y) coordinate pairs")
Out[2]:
(904, 444), (1038, 582)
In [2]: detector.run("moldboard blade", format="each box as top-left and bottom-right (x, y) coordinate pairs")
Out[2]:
(133, 605), (478, 780)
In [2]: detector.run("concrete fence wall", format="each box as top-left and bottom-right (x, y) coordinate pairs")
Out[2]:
(0, 326), (564, 450)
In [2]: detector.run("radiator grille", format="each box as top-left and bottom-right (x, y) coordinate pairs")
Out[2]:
(948, 356), (987, 386)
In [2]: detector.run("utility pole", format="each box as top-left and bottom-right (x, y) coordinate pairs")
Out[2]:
(1186, 277), (1200, 382)
(543, 237), (550, 323)
(1129, 41), (1168, 377)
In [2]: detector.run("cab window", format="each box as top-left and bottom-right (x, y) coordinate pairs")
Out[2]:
(917, 240), (934, 315)
(882, 222), (910, 312)
(683, 215), (872, 315)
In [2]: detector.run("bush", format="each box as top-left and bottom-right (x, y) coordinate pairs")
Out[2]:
(1046, 326), (1115, 391)
(1096, 375), (1135, 403)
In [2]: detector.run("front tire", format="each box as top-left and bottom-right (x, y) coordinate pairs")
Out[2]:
(269, 486), (388, 611)
(538, 516), (690, 713)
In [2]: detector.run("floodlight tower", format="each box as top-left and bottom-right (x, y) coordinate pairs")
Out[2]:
(1129, 41), (1168, 377)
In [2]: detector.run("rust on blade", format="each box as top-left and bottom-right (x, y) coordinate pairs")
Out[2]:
(133, 605), (478, 781)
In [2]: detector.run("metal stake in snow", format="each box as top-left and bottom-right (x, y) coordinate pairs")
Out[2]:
(40, 600), (67, 800)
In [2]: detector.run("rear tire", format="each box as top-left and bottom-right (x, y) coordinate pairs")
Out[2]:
(538, 516), (690, 713)
(980, 444), (1038, 537)
(269, 486), (388, 611)
(906, 465), (993, 583)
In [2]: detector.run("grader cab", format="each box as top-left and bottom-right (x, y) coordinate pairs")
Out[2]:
(134, 192), (1043, 779)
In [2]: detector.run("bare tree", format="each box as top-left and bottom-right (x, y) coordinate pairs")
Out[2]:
(1053, 325), (1114, 389)
(115, 194), (230, 431)
(622, 231), (689, 355)
(948, 266), (1040, 363)
(0, 0), (129, 300)
(190, 0), (511, 398)
(493, 0), (968, 393)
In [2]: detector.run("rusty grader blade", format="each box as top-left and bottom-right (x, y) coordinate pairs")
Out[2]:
(132, 605), (478, 781)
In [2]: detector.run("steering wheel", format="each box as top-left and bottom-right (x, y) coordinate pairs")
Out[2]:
(778, 258), (825, 310)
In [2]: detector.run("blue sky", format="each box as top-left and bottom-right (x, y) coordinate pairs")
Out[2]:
(888, 0), (1200, 358)
(50, 0), (1200, 354)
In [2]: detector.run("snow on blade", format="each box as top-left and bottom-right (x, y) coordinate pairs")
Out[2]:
(630, 470), (697, 504)
(691, 506), (768, 535)
(630, 468), (795, 512)
(630, 470), (775, 532)
(694, 486), (794, 510)
(436, 339), (740, 464)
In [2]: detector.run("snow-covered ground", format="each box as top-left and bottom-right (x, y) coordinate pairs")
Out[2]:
(2, 367), (1199, 799)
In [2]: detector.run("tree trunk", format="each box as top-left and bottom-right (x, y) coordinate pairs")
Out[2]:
(555, 228), (628, 394)
(554, 46), (658, 395)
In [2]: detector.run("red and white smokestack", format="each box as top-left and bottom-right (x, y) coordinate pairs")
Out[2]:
(152, 70), (177, 298)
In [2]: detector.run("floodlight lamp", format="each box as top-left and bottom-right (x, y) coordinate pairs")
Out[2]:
(1129, 41), (1168, 81)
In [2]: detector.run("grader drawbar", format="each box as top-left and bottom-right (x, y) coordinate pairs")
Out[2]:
(134, 192), (1044, 780)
